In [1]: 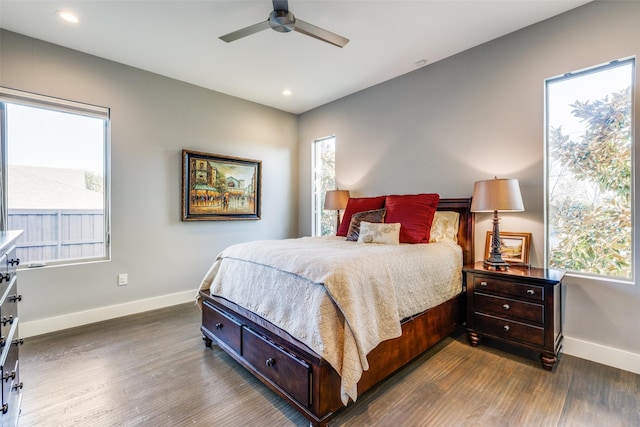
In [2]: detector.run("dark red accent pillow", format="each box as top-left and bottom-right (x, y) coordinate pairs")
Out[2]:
(384, 194), (440, 243)
(337, 196), (386, 236)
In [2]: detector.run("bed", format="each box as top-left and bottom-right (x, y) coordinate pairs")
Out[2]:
(198, 197), (474, 426)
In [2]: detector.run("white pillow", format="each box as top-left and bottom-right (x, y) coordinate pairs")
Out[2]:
(357, 221), (401, 245)
(429, 211), (460, 243)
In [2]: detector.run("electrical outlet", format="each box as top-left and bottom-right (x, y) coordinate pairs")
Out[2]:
(118, 273), (128, 286)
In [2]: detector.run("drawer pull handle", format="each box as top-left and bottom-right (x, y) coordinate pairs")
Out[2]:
(526, 289), (535, 295)
(11, 338), (24, 347)
(3, 370), (15, 382)
(265, 357), (275, 367)
(502, 304), (510, 310)
(479, 281), (488, 287)
(0, 273), (9, 283)
(1, 316), (13, 326)
(8, 294), (22, 303)
(8, 258), (20, 266)
(215, 323), (223, 330)
(11, 382), (23, 391)
(1, 403), (7, 414)
(503, 325), (510, 332)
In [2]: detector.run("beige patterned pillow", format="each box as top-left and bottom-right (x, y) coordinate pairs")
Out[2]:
(357, 221), (401, 245)
(346, 208), (386, 241)
(429, 211), (460, 243)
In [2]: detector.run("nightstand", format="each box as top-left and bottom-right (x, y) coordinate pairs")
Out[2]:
(464, 262), (565, 371)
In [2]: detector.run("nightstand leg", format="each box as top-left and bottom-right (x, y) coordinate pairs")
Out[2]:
(467, 331), (480, 347)
(540, 353), (557, 371)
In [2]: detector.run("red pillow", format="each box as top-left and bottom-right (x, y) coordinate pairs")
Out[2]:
(384, 194), (440, 243)
(337, 196), (386, 236)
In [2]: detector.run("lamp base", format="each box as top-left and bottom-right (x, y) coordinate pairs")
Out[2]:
(483, 258), (510, 271)
(484, 210), (509, 271)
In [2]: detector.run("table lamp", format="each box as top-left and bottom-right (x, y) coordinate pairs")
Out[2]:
(471, 177), (524, 270)
(324, 189), (350, 231)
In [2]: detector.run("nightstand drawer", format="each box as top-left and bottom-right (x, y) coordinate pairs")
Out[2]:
(201, 301), (242, 354)
(475, 293), (543, 324)
(474, 313), (544, 347)
(473, 276), (544, 302)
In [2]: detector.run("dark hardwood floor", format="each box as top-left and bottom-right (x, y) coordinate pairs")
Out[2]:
(19, 303), (640, 426)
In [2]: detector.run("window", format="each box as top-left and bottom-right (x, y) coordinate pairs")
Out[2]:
(545, 59), (635, 280)
(0, 88), (110, 267)
(311, 135), (336, 236)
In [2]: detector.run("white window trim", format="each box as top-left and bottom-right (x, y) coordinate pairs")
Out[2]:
(543, 58), (636, 284)
(0, 87), (111, 268)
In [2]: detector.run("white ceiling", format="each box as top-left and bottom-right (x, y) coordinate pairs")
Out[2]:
(0, 0), (591, 114)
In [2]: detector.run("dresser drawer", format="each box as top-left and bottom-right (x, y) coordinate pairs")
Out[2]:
(475, 293), (544, 325)
(0, 278), (18, 341)
(474, 313), (544, 347)
(1, 322), (19, 409)
(2, 371), (21, 427)
(201, 301), (242, 354)
(473, 276), (544, 302)
(0, 254), (8, 299)
(242, 327), (310, 407)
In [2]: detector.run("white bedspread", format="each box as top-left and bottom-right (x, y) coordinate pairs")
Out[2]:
(198, 236), (462, 405)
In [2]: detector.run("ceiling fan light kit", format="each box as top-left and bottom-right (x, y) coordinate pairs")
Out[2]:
(220, 0), (349, 48)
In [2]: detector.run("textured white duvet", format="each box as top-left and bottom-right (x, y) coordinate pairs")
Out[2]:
(198, 236), (462, 405)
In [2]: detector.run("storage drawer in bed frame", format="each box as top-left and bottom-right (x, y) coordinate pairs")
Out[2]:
(200, 289), (466, 427)
(201, 301), (242, 354)
(242, 326), (311, 406)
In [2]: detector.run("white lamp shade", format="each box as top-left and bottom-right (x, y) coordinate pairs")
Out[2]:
(471, 178), (524, 212)
(324, 190), (350, 210)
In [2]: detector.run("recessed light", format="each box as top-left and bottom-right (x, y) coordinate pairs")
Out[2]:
(57, 10), (79, 24)
(282, 89), (292, 96)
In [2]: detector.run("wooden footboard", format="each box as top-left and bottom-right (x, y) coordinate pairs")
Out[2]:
(200, 290), (465, 426)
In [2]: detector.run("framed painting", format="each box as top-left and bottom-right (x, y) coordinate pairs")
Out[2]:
(484, 231), (532, 265)
(182, 150), (261, 221)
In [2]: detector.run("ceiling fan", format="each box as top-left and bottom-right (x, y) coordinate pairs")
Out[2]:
(219, 0), (349, 48)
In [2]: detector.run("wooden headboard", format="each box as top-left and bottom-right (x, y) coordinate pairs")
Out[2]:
(436, 198), (474, 266)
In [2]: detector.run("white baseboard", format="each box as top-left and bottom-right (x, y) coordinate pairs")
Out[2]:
(563, 336), (640, 375)
(20, 290), (197, 338)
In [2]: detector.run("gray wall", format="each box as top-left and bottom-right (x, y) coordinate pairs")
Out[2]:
(0, 30), (298, 329)
(298, 1), (640, 363)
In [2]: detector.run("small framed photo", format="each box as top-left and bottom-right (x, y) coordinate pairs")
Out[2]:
(182, 150), (261, 221)
(484, 231), (532, 265)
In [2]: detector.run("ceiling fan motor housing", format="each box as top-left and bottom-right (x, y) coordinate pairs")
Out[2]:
(269, 10), (295, 32)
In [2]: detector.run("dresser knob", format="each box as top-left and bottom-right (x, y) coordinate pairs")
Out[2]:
(503, 325), (510, 332)
(215, 323), (223, 330)
(479, 281), (488, 287)
(526, 289), (535, 295)
(502, 304), (510, 310)
(266, 358), (275, 367)
(3, 370), (15, 382)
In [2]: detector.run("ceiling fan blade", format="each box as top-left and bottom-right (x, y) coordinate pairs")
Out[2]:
(219, 20), (271, 43)
(272, 0), (289, 12)
(294, 19), (349, 48)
